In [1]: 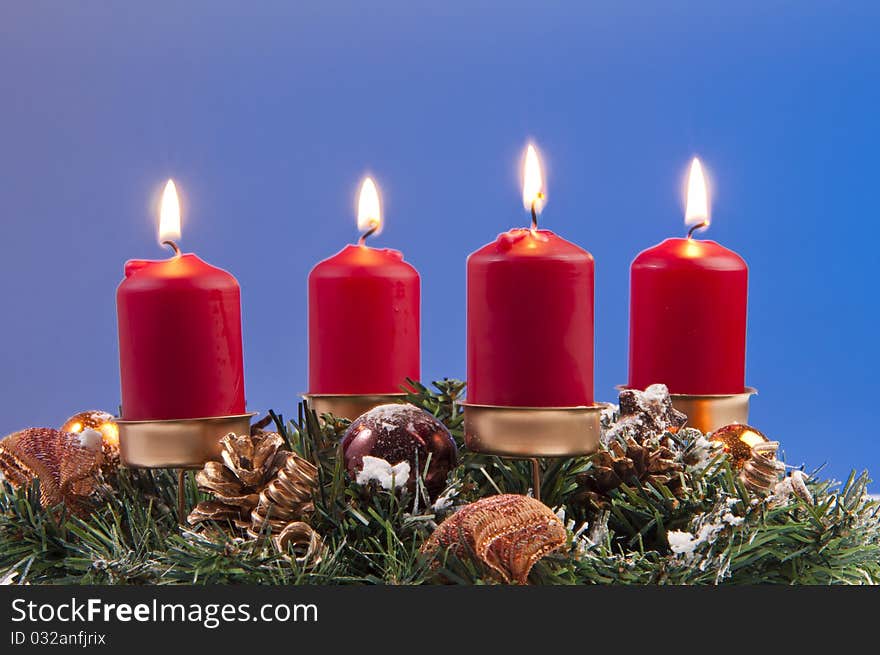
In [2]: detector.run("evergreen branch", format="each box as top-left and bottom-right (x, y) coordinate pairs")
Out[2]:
(0, 379), (878, 585)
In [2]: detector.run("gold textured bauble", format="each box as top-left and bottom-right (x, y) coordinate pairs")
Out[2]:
(709, 423), (769, 470)
(61, 410), (120, 476)
(0, 427), (104, 516)
(421, 494), (566, 584)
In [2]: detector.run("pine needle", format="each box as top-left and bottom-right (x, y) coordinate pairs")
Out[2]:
(1, 379), (878, 585)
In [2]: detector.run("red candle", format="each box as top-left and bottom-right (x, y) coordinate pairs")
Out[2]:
(116, 181), (246, 420)
(308, 177), (420, 394)
(467, 144), (594, 407)
(628, 158), (748, 394)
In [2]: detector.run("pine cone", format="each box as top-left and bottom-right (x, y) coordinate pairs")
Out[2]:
(573, 436), (685, 511)
(187, 432), (288, 529)
(608, 384), (686, 443)
(248, 452), (318, 538)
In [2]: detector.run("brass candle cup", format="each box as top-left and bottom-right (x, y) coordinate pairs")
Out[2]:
(303, 393), (408, 422)
(669, 387), (757, 434)
(461, 403), (602, 458)
(117, 412), (256, 469)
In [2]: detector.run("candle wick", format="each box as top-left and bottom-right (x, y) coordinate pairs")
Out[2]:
(686, 221), (708, 240)
(357, 224), (379, 247)
(530, 200), (539, 231)
(162, 240), (182, 258)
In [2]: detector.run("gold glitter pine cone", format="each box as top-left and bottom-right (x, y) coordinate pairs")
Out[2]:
(574, 436), (685, 510)
(248, 452), (318, 538)
(187, 432), (289, 529)
(421, 494), (566, 584)
(0, 427), (104, 517)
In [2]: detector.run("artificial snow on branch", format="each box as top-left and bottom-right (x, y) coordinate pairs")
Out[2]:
(0, 379), (878, 585)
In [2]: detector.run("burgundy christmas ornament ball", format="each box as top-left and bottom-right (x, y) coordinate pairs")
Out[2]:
(341, 404), (457, 497)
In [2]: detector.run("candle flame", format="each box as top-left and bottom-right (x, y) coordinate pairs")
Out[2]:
(522, 143), (546, 215)
(357, 177), (382, 237)
(159, 179), (181, 243)
(685, 157), (710, 228)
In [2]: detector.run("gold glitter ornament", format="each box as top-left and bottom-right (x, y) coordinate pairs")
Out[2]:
(421, 494), (566, 584)
(709, 423), (769, 470)
(61, 410), (120, 476)
(0, 427), (104, 516)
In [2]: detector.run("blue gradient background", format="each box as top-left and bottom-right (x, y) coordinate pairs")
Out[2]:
(1, 2), (877, 485)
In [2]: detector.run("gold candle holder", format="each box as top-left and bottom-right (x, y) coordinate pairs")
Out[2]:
(461, 403), (602, 501)
(669, 388), (757, 435)
(462, 403), (603, 457)
(117, 413), (256, 469)
(303, 393), (408, 421)
(117, 412), (256, 523)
